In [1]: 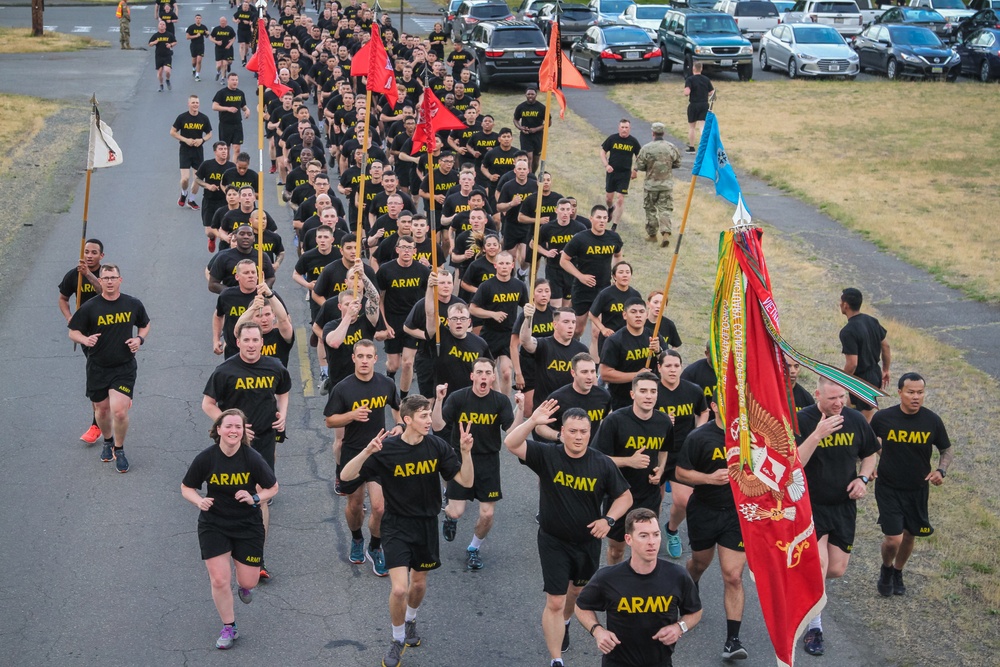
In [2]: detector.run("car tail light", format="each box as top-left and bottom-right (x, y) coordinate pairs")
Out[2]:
(734, 17), (739, 24)
(644, 47), (662, 58)
(600, 49), (623, 59)
(485, 49), (504, 57)
(535, 49), (548, 56)
(465, 16), (479, 23)
(448, 12), (455, 20)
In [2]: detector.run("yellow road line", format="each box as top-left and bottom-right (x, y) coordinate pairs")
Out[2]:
(295, 326), (315, 397)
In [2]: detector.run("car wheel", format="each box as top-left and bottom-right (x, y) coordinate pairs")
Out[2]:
(683, 54), (694, 77)
(886, 58), (898, 80)
(590, 58), (602, 83)
(737, 63), (753, 81)
(981, 59), (992, 83)
(477, 63), (491, 93)
(759, 48), (771, 71)
(787, 57), (798, 79)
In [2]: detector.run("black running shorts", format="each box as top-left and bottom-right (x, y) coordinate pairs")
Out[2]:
(190, 43), (205, 58)
(607, 493), (662, 543)
(86, 358), (137, 403)
(382, 513), (441, 571)
(502, 221), (533, 250)
(686, 497), (744, 553)
(198, 515), (265, 565)
(570, 287), (597, 316)
(519, 132), (542, 154)
(219, 122), (244, 146)
(537, 529), (601, 595)
(605, 171), (631, 195)
(155, 54), (173, 70)
(251, 431), (277, 472)
(688, 102), (709, 124)
(446, 452), (502, 503)
(875, 482), (934, 538)
(813, 501), (858, 553)
(179, 144), (204, 169)
(544, 265), (573, 301)
(383, 314), (409, 355)
(518, 354), (537, 392)
(481, 328), (513, 360)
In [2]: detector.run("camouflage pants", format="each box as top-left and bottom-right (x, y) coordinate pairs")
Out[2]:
(119, 18), (130, 49)
(643, 189), (674, 237)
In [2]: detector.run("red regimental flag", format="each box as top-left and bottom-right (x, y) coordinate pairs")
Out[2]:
(537, 23), (588, 118)
(352, 25), (398, 109)
(715, 228), (826, 667)
(411, 87), (464, 156)
(246, 19), (292, 97)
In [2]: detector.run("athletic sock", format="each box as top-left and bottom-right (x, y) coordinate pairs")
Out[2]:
(392, 624), (405, 643)
(369, 537), (381, 550)
(320, 365), (328, 375)
(271, 160), (277, 167)
(181, 189), (188, 198)
(387, 370), (397, 380)
(405, 605), (419, 622)
(400, 389), (409, 399)
(666, 526), (678, 535)
(113, 446), (123, 452)
(104, 437), (114, 445)
(808, 614), (822, 632)
(726, 619), (742, 641)
(469, 535), (483, 550)
(224, 621), (235, 627)
(351, 528), (363, 541)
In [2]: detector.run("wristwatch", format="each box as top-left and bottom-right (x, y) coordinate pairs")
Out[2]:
(858, 475), (870, 485)
(937, 468), (947, 478)
(602, 516), (616, 527)
(252, 494), (260, 507)
(678, 620), (689, 635)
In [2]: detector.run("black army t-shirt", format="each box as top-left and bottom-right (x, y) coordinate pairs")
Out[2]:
(357, 434), (462, 517)
(376, 260), (431, 319)
(600, 328), (666, 408)
(871, 405), (951, 491)
(182, 443), (277, 521)
(173, 111), (213, 141)
(531, 336), (589, 405)
(676, 421), (731, 509)
(427, 329), (493, 395)
(471, 276), (528, 336)
(681, 358), (717, 418)
(441, 387), (515, 454)
(839, 313), (887, 387)
(685, 74), (714, 104)
(601, 133), (641, 172)
(212, 86), (247, 125)
(324, 373), (400, 454)
(260, 327), (294, 369)
(204, 355), (292, 437)
(655, 380), (708, 452)
(562, 229), (624, 290)
(322, 316), (380, 385)
(797, 405), (880, 505)
(68, 294), (150, 367)
(196, 159), (236, 203)
(546, 385), (612, 445)
(214, 286), (257, 355)
(59, 268), (100, 306)
(595, 407), (673, 505)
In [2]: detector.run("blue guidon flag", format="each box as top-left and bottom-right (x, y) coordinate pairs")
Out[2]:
(692, 111), (747, 212)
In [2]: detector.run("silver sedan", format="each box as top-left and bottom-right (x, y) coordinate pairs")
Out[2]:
(758, 23), (860, 78)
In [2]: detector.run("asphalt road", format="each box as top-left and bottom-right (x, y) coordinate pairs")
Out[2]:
(0, 3), (930, 667)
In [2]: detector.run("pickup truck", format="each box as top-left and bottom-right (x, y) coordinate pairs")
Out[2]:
(908, 0), (976, 34)
(783, 0), (866, 36)
(714, 0), (781, 41)
(855, 0), (887, 24)
(658, 7), (754, 79)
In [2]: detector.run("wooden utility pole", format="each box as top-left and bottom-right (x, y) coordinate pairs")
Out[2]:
(32, 0), (44, 37)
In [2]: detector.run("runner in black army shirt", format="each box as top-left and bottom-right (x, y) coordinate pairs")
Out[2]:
(589, 261), (642, 355)
(311, 236), (377, 309)
(213, 73), (250, 157)
(185, 14), (209, 81)
(434, 358), (515, 570)
(209, 17), (237, 82)
(221, 154), (258, 193)
(870, 373), (953, 598)
(511, 281), (555, 409)
(67, 264), (151, 473)
(424, 273), (492, 401)
(560, 205), (624, 337)
(341, 395), (474, 667)
(785, 355), (816, 411)
(519, 304), (589, 410)
(480, 129), (518, 201)
(505, 400), (632, 665)
(538, 354), (612, 445)
(171, 95), (213, 210)
(402, 270), (465, 398)
(576, 508), (703, 667)
(233, 289), (295, 370)
(536, 199), (587, 308)
(839, 287), (891, 419)
(325, 339), (401, 576)
(595, 372), (673, 565)
(644, 291), (683, 350)
(376, 235), (431, 389)
(513, 88), (547, 172)
(181, 408), (278, 651)
(208, 226), (276, 293)
(497, 160), (540, 266)
(196, 142), (235, 234)
(795, 377), (879, 655)
(149, 21), (177, 92)
(675, 404), (750, 661)
(655, 350), (709, 559)
(600, 119), (641, 229)
(680, 342), (717, 421)
(600, 298), (664, 410)
(469, 251), (527, 394)
(213, 259), (261, 357)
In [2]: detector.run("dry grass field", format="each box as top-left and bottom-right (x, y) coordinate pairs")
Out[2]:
(0, 28), (108, 54)
(484, 87), (1000, 664)
(0, 95), (61, 175)
(607, 79), (1000, 303)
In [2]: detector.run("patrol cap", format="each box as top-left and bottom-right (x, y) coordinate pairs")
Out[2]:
(651, 122), (666, 135)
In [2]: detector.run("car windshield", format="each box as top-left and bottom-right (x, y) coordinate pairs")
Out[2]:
(792, 26), (844, 42)
(735, 1), (779, 17)
(635, 6), (669, 18)
(890, 25), (943, 45)
(933, 0), (965, 8)
(473, 4), (515, 17)
(493, 29), (547, 46)
(563, 7), (596, 17)
(814, 2), (860, 13)
(601, 0), (636, 12)
(686, 16), (740, 33)
(903, 8), (944, 21)
(773, 0), (795, 10)
(688, 0), (718, 7)
(450, 0), (463, 11)
(604, 27), (653, 42)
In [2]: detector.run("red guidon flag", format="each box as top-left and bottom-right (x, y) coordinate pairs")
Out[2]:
(351, 24), (398, 108)
(246, 19), (291, 97)
(538, 22), (588, 118)
(411, 87), (465, 156)
(711, 228), (826, 667)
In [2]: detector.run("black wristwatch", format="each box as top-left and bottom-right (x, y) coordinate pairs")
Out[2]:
(602, 515), (616, 527)
(137, 335), (145, 345)
(589, 622), (602, 636)
(252, 494), (260, 506)
(936, 468), (947, 478)
(857, 475), (870, 485)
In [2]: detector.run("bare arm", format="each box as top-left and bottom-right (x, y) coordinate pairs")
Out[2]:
(880, 340), (891, 388)
(599, 363), (637, 385)
(843, 354), (858, 376)
(202, 395), (222, 422)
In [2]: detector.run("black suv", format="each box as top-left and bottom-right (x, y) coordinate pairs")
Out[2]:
(658, 8), (754, 79)
(468, 20), (548, 91)
(453, 1), (517, 42)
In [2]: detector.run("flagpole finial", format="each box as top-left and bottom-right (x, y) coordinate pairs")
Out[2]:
(254, 0), (266, 10)
(90, 93), (97, 107)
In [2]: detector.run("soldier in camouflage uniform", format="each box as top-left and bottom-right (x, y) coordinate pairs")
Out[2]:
(116, 0), (131, 50)
(635, 122), (682, 248)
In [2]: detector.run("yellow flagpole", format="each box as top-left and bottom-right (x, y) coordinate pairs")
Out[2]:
(256, 83), (265, 281)
(353, 87), (373, 298)
(427, 147), (440, 347)
(528, 90), (552, 295)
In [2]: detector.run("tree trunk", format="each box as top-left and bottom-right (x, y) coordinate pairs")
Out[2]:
(31, 0), (44, 37)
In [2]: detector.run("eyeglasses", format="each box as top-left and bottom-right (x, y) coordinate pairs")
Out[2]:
(100, 276), (121, 281)
(449, 316), (470, 322)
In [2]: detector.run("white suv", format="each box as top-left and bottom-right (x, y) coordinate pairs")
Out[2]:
(714, 0), (781, 41)
(783, 0), (865, 36)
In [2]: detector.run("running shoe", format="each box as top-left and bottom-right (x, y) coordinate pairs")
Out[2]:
(466, 547), (483, 571)
(80, 424), (102, 444)
(404, 620), (421, 647)
(562, 623), (570, 652)
(722, 637), (748, 660)
(100, 441), (114, 462)
(349, 538), (365, 564)
(666, 531), (682, 559)
(192, 67), (196, 76)
(114, 448), (129, 473)
(165, 78), (171, 90)
(258, 565), (270, 581)
(382, 639), (405, 667)
(187, 200), (200, 211)
(685, 145), (696, 154)
(238, 586), (253, 604)
(319, 372), (330, 395)
(443, 517), (457, 542)
(892, 568), (906, 596)
(877, 564), (894, 597)
(195, 74), (201, 82)
(803, 628), (824, 656)
(368, 546), (388, 576)
(178, 195), (186, 207)
(208, 237), (216, 253)
(269, 164), (277, 174)
(158, 85), (163, 92)
(216, 624), (238, 650)
(215, 72), (220, 82)
(334, 476), (347, 496)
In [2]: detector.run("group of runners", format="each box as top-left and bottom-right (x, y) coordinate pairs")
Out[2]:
(62, 1), (956, 665)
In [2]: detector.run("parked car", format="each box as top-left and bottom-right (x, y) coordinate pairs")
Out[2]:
(874, 7), (951, 43)
(468, 20), (548, 90)
(658, 8), (755, 79)
(441, 0), (465, 34)
(908, 0), (975, 36)
(783, 0), (865, 37)
(671, 0), (718, 8)
(954, 26), (1000, 79)
(453, 0), (516, 42)
(855, 0), (887, 24)
(588, 0), (638, 22)
(516, 0), (553, 21)
(853, 23), (960, 79)
(570, 24), (663, 81)
(536, 3), (601, 43)
(772, 0), (796, 11)
(953, 9), (1000, 42)
(968, 0), (1000, 11)
(758, 23), (860, 77)
(715, 0), (781, 41)
(618, 3), (671, 36)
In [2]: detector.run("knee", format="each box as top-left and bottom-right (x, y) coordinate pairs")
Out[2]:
(544, 595), (566, 614)
(479, 504), (495, 521)
(722, 567), (744, 590)
(390, 583), (408, 600)
(209, 571), (230, 591)
(827, 562), (848, 579)
(370, 497), (385, 517)
(409, 577), (427, 596)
